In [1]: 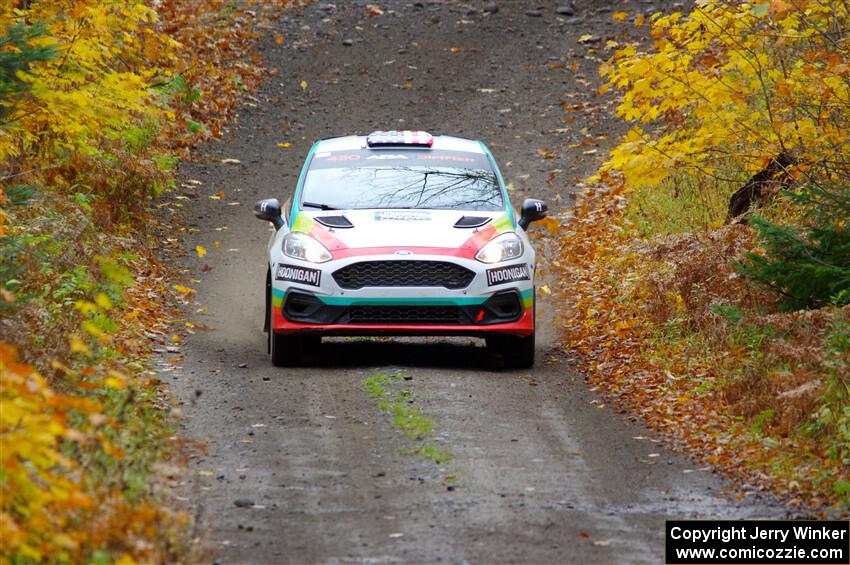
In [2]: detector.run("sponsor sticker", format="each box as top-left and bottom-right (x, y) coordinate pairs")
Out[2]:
(275, 263), (321, 286)
(486, 263), (530, 286)
(374, 210), (432, 222)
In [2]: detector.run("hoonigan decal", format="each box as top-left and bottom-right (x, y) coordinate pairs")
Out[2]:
(275, 263), (321, 286)
(486, 264), (530, 286)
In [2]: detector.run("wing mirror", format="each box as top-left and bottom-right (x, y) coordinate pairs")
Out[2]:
(518, 198), (547, 230)
(254, 198), (284, 230)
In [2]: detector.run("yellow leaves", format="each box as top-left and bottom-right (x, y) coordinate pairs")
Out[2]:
(195, 245), (207, 258)
(104, 370), (127, 389)
(276, 142), (291, 149)
(172, 284), (195, 294)
(81, 321), (110, 342)
(300, 79), (308, 90)
(94, 293), (112, 310)
(599, 0), (849, 194)
(612, 11), (629, 21)
(69, 335), (91, 355)
(0, 1), (167, 161)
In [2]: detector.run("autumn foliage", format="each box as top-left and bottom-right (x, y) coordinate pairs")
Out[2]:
(561, 1), (850, 511)
(1, 0), (294, 561)
(598, 1), (849, 193)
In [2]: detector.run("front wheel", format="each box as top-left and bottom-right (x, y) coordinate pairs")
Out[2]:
(486, 332), (535, 369)
(269, 299), (302, 367)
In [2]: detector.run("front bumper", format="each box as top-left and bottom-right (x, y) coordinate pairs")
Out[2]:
(269, 253), (535, 337)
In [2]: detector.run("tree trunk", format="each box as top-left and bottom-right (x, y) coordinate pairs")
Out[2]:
(726, 152), (794, 223)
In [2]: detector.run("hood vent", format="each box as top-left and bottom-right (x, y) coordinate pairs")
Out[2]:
(315, 215), (354, 228)
(453, 216), (492, 228)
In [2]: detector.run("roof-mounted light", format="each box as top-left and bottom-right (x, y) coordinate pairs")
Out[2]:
(366, 130), (433, 148)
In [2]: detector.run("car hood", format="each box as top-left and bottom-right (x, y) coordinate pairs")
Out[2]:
(292, 209), (514, 252)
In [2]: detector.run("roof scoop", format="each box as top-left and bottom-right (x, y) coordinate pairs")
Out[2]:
(453, 216), (492, 228)
(315, 215), (354, 229)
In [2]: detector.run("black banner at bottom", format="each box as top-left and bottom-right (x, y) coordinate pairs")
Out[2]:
(666, 520), (849, 564)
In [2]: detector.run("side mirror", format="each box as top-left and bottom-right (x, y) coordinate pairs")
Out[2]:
(254, 198), (284, 230)
(518, 198), (547, 230)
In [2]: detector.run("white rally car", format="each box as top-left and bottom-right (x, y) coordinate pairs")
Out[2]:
(253, 131), (547, 368)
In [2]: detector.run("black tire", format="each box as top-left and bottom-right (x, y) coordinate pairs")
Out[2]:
(269, 298), (302, 367)
(502, 332), (535, 369)
(486, 289), (536, 369)
(487, 333), (535, 369)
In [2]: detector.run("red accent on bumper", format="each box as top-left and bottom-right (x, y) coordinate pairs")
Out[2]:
(272, 307), (533, 337)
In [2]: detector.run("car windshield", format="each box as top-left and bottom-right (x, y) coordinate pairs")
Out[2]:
(301, 149), (504, 211)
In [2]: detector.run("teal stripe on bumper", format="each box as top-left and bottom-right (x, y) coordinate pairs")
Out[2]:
(273, 288), (533, 307)
(317, 295), (489, 307)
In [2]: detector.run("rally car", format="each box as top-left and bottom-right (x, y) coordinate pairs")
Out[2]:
(253, 130), (547, 368)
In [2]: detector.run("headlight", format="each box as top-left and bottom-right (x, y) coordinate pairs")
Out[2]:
(282, 232), (332, 263)
(475, 233), (524, 263)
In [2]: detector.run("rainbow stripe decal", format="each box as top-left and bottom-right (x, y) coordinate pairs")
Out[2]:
(290, 211), (514, 260)
(457, 212), (514, 258)
(291, 213), (349, 253)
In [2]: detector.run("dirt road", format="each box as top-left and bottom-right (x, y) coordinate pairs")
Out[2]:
(168, 1), (785, 562)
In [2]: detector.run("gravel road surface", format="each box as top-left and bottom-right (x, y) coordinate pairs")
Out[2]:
(167, 1), (785, 563)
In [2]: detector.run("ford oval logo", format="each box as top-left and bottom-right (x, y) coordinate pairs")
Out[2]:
(394, 250), (413, 256)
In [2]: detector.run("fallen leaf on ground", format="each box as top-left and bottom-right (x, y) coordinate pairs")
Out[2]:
(365, 4), (384, 16)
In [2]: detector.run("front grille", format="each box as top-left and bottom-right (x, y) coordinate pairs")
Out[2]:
(348, 305), (462, 325)
(333, 260), (475, 290)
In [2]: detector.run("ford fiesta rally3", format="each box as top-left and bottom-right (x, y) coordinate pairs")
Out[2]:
(253, 130), (548, 368)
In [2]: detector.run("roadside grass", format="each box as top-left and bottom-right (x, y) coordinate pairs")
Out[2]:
(625, 173), (731, 237)
(362, 373), (454, 465)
